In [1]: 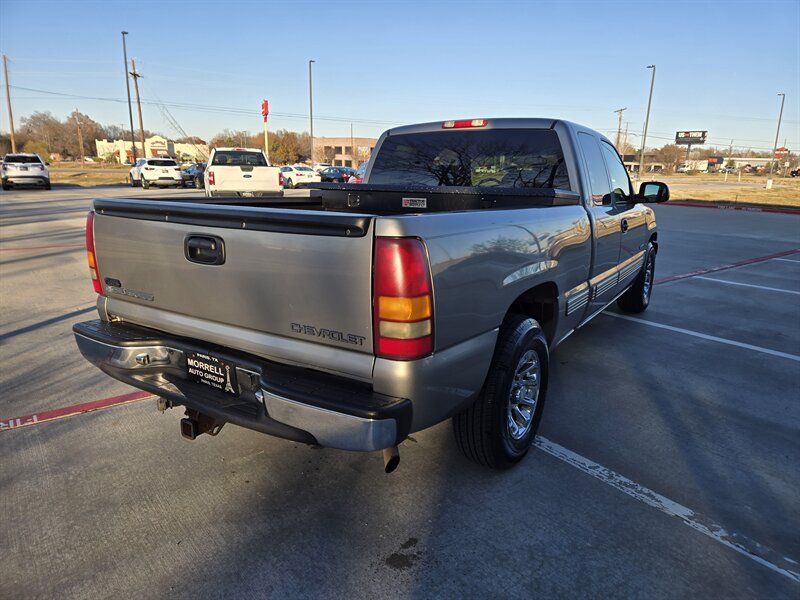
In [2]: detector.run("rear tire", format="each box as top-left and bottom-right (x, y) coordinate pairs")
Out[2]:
(130, 175), (136, 187)
(453, 314), (549, 469)
(617, 242), (656, 313)
(142, 178), (150, 189)
(44, 179), (51, 190)
(194, 176), (203, 189)
(286, 178), (294, 189)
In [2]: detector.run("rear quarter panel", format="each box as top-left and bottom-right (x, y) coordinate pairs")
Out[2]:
(375, 206), (592, 350)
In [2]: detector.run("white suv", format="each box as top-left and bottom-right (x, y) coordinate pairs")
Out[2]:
(2, 153), (51, 190)
(129, 157), (184, 189)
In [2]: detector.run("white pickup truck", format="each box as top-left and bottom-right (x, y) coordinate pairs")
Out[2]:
(204, 147), (283, 197)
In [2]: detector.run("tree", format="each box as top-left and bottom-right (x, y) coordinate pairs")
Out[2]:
(653, 144), (684, 173)
(22, 139), (50, 162)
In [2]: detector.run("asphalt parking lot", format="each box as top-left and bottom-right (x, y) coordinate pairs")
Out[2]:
(1, 185), (799, 598)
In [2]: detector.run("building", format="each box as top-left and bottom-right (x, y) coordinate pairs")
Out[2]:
(621, 154), (664, 173)
(95, 135), (209, 164)
(313, 137), (377, 168)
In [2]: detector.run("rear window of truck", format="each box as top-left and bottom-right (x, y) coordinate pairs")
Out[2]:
(369, 129), (570, 189)
(211, 151), (268, 167)
(148, 159), (177, 167)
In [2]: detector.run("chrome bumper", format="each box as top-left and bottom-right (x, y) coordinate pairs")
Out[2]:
(73, 321), (407, 452)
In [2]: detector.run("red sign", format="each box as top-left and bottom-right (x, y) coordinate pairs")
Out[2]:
(261, 100), (269, 123)
(775, 147), (789, 158)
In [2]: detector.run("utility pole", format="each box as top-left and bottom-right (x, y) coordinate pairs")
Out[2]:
(309, 59), (315, 165)
(725, 139), (733, 182)
(74, 111), (84, 164)
(623, 122), (629, 150)
(3, 55), (16, 153)
(129, 59), (146, 154)
(768, 93), (785, 183)
(637, 64), (656, 180)
(350, 123), (355, 168)
(121, 32), (137, 163)
(613, 107), (626, 150)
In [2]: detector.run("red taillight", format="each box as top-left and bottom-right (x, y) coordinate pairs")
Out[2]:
(207, 170), (215, 185)
(279, 172), (284, 187)
(354, 176), (363, 184)
(144, 166), (154, 170)
(442, 119), (487, 129)
(86, 211), (103, 295)
(374, 237), (433, 360)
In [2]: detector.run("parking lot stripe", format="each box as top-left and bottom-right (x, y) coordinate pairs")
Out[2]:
(604, 312), (800, 362)
(534, 436), (800, 583)
(655, 248), (800, 285)
(773, 257), (800, 264)
(0, 391), (153, 432)
(694, 276), (800, 295)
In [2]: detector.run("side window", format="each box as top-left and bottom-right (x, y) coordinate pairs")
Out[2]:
(601, 143), (633, 204)
(577, 132), (612, 206)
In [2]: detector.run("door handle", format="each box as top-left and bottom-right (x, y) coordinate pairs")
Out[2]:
(621, 219), (629, 233)
(184, 235), (225, 265)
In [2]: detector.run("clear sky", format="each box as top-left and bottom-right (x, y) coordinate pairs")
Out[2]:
(1, 0), (798, 152)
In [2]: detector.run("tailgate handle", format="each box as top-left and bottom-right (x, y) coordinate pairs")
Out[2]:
(185, 235), (225, 265)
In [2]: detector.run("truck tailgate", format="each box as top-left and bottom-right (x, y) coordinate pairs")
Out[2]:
(211, 165), (280, 191)
(92, 199), (375, 375)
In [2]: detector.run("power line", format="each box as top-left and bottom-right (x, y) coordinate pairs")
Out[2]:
(7, 84), (402, 127)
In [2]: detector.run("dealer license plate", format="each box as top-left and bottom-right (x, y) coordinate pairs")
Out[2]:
(241, 191), (254, 197)
(186, 352), (239, 396)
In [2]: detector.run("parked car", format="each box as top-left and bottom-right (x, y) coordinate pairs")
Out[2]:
(204, 148), (283, 197)
(280, 165), (321, 189)
(1, 153), (51, 190)
(347, 162), (368, 184)
(183, 163), (206, 188)
(720, 166), (737, 174)
(790, 168), (799, 177)
(74, 117), (667, 473)
(319, 166), (355, 183)
(129, 157), (184, 189)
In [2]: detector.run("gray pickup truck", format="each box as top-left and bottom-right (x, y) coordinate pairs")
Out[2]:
(74, 118), (668, 472)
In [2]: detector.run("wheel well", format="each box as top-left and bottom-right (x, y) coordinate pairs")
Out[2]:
(650, 232), (658, 253)
(506, 282), (559, 345)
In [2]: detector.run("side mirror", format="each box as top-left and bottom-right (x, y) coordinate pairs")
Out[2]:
(639, 181), (669, 203)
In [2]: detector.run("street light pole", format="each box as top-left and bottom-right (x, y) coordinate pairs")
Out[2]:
(768, 93), (785, 179)
(309, 59), (315, 165)
(637, 64), (656, 180)
(121, 31), (137, 162)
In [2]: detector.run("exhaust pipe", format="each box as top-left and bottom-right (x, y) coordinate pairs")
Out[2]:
(382, 446), (400, 474)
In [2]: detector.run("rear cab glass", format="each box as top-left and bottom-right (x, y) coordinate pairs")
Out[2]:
(148, 159), (177, 167)
(4, 155), (43, 164)
(369, 129), (571, 189)
(211, 151), (269, 167)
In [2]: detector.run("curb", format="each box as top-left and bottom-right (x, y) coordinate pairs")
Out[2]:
(665, 201), (800, 215)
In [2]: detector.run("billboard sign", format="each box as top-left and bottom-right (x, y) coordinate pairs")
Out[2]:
(675, 131), (707, 145)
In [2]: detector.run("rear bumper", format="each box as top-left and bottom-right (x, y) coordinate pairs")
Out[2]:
(3, 175), (49, 185)
(73, 319), (410, 451)
(207, 190), (283, 197)
(144, 178), (182, 186)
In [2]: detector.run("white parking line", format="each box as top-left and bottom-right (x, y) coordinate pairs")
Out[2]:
(694, 276), (800, 296)
(773, 257), (800, 264)
(605, 313), (800, 362)
(534, 436), (800, 583)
